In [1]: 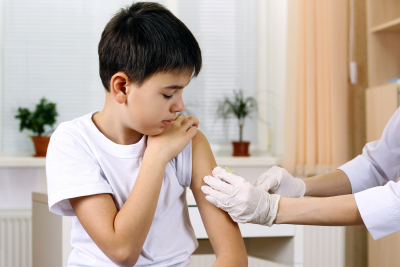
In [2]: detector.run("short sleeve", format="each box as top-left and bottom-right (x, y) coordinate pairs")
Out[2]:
(46, 131), (113, 216)
(174, 141), (192, 187)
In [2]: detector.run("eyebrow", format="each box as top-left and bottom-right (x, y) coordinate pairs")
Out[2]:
(163, 80), (192, 90)
(163, 85), (185, 89)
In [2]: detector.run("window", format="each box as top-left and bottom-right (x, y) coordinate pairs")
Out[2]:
(0, 0), (287, 157)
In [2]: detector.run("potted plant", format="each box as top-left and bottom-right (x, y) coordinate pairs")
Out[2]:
(217, 90), (257, 156)
(15, 97), (58, 157)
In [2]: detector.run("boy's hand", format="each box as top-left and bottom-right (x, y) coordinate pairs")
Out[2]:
(147, 115), (199, 163)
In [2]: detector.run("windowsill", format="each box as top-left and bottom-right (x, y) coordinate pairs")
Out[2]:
(0, 156), (46, 168)
(0, 155), (282, 168)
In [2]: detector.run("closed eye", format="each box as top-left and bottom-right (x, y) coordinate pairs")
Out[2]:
(163, 94), (173, 99)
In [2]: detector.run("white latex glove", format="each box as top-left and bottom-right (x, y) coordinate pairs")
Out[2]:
(255, 166), (306, 198)
(201, 166), (280, 226)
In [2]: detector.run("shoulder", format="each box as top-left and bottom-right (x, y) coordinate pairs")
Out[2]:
(49, 112), (98, 150)
(192, 129), (210, 150)
(53, 112), (93, 137)
(47, 116), (97, 164)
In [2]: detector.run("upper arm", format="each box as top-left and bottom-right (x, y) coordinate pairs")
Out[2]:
(190, 130), (247, 264)
(69, 194), (126, 264)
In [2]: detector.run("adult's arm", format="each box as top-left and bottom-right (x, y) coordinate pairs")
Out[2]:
(301, 169), (352, 197)
(275, 194), (363, 226)
(288, 107), (400, 239)
(191, 131), (248, 267)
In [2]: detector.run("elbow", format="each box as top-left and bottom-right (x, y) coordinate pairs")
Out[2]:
(217, 251), (248, 267)
(110, 247), (140, 267)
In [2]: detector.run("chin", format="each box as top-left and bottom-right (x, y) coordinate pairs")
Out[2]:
(145, 127), (165, 136)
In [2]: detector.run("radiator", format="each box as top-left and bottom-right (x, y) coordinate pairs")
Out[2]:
(0, 210), (345, 267)
(0, 210), (32, 267)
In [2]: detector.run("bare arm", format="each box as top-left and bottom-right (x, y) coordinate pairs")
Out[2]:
(191, 131), (248, 267)
(276, 170), (361, 226)
(302, 169), (352, 197)
(69, 115), (199, 267)
(69, 152), (168, 266)
(275, 194), (363, 226)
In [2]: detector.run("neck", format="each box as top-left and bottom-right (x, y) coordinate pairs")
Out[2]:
(92, 107), (143, 145)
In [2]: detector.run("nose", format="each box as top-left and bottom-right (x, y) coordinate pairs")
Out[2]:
(171, 93), (185, 113)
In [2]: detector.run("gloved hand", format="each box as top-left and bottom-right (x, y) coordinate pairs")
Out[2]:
(201, 166), (280, 226)
(255, 166), (306, 198)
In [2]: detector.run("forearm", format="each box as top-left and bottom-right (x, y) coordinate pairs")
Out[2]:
(213, 252), (248, 267)
(302, 169), (352, 197)
(112, 151), (168, 262)
(274, 194), (363, 226)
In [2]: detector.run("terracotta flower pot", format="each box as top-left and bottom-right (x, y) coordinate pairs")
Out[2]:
(232, 141), (250, 157)
(31, 136), (51, 157)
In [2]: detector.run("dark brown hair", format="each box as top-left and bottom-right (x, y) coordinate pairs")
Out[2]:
(98, 2), (202, 91)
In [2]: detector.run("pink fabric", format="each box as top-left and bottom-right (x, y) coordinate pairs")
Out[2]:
(284, 0), (350, 176)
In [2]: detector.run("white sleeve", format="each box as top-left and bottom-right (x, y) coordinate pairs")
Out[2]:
(355, 181), (400, 239)
(46, 131), (113, 216)
(338, 107), (400, 194)
(174, 141), (192, 187)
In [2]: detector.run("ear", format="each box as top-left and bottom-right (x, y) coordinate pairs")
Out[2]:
(109, 72), (131, 104)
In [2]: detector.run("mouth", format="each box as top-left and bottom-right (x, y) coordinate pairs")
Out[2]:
(162, 117), (176, 126)
(162, 120), (172, 126)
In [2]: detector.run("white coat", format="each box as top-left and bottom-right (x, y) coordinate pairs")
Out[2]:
(339, 107), (400, 240)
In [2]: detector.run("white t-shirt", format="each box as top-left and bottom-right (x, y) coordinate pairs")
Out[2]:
(46, 111), (198, 267)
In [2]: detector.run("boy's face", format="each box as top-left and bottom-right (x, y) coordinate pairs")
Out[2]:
(124, 71), (191, 136)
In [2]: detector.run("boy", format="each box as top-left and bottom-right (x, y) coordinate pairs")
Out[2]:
(46, 2), (247, 267)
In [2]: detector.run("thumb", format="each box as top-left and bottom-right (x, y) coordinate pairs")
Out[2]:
(255, 172), (279, 193)
(205, 195), (225, 210)
(212, 166), (245, 186)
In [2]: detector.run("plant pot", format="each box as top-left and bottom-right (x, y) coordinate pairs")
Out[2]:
(232, 141), (250, 157)
(31, 136), (51, 157)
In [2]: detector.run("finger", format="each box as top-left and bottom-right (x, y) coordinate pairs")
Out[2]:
(201, 185), (230, 205)
(184, 115), (199, 128)
(175, 114), (187, 124)
(184, 125), (198, 139)
(255, 172), (279, 193)
(203, 175), (232, 195)
(182, 116), (199, 130)
(205, 195), (225, 210)
(212, 166), (224, 176)
(212, 166), (244, 186)
(201, 185), (211, 195)
(254, 171), (266, 187)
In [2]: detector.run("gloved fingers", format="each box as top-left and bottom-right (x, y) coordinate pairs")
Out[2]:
(205, 195), (225, 210)
(276, 176), (306, 198)
(205, 196), (247, 224)
(254, 171), (266, 187)
(201, 185), (230, 205)
(203, 175), (232, 195)
(255, 172), (278, 193)
(256, 166), (284, 193)
(212, 166), (245, 186)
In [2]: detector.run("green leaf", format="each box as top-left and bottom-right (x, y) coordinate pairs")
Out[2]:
(217, 89), (257, 123)
(15, 97), (58, 136)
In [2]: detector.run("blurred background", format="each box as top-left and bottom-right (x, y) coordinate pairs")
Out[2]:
(0, 0), (287, 157)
